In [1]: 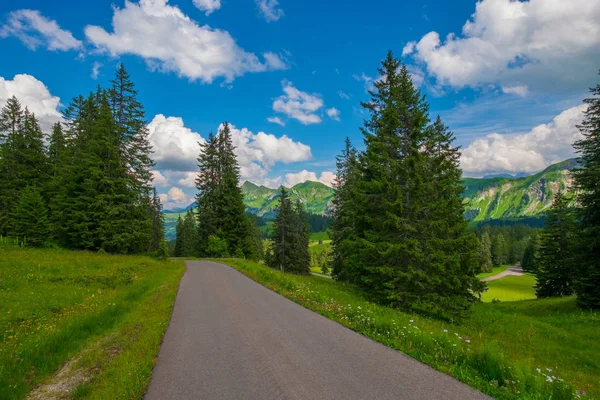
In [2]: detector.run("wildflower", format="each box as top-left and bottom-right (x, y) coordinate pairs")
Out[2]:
(536, 368), (541, 373)
(546, 368), (552, 372)
(409, 319), (414, 322)
(465, 339), (470, 343)
(443, 329), (448, 333)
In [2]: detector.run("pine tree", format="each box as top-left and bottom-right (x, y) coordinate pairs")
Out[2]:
(479, 232), (493, 273)
(180, 210), (198, 257)
(535, 192), (577, 298)
(331, 51), (482, 317)
(174, 215), (184, 257)
(521, 234), (539, 272)
(293, 199), (310, 274)
(573, 73), (600, 309)
(196, 132), (220, 254)
(330, 137), (359, 281)
(491, 234), (508, 266)
(149, 188), (165, 253)
(11, 186), (50, 247)
(270, 187), (296, 273)
(0, 104), (48, 235)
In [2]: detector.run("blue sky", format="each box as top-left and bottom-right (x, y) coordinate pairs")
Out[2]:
(1, 0), (599, 208)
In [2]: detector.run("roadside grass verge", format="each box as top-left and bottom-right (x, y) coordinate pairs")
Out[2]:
(477, 265), (509, 280)
(0, 246), (185, 400)
(219, 258), (598, 400)
(482, 274), (537, 302)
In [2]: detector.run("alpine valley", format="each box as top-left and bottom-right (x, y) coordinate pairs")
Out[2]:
(163, 158), (578, 239)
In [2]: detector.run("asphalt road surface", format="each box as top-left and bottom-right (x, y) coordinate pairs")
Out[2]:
(145, 260), (490, 400)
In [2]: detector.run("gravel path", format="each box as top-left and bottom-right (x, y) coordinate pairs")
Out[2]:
(145, 260), (490, 400)
(482, 264), (525, 282)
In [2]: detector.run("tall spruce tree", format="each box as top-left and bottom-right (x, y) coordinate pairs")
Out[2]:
(0, 96), (24, 234)
(330, 52), (482, 317)
(491, 234), (508, 266)
(270, 187), (296, 273)
(149, 188), (165, 253)
(195, 123), (252, 257)
(330, 137), (359, 281)
(535, 192), (577, 298)
(174, 215), (184, 257)
(573, 74), (600, 309)
(11, 186), (50, 247)
(479, 232), (493, 273)
(521, 234), (539, 272)
(293, 199), (311, 274)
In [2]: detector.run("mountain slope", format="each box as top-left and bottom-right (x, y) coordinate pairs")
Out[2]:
(462, 159), (578, 222)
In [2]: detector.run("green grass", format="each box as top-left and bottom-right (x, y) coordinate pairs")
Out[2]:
(482, 274), (537, 302)
(218, 258), (599, 399)
(0, 246), (185, 400)
(477, 265), (509, 280)
(309, 231), (330, 241)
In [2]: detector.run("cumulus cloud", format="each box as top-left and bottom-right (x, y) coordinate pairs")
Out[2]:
(85, 0), (287, 84)
(326, 107), (341, 121)
(284, 170), (336, 188)
(402, 0), (600, 92)
(267, 116), (285, 126)
(193, 0), (221, 15)
(256, 0), (284, 22)
(159, 186), (192, 209)
(0, 74), (62, 131)
(147, 114), (205, 172)
(0, 9), (82, 51)
(461, 104), (587, 176)
(272, 80), (324, 125)
(147, 115), (312, 188)
(338, 91), (350, 100)
(151, 170), (170, 186)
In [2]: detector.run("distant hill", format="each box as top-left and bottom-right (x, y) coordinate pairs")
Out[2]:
(164, 159), (579, 238)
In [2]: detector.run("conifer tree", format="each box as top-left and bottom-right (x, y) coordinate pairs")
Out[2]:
(293, 199), (310, 274)
(180, 210), (198, 257)
(573, 73), (600, 309)
(521, 234), (539, 272)
(331, 51), (482, 317)
(196, 132), (220, 254)
(535, 192), (577, 297)
(491, 234), (508, 266)
(478, 232), (493, 273)
(270, 187), (296, 273)
(149, 188), (165, 253)
(11, 186), (50, 247)
(174, 215), (184, 257)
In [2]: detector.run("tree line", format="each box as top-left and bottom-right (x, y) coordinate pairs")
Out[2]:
(0, 65), (167, 256)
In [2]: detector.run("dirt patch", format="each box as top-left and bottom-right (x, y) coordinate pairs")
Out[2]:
(27, 357), (89, 400)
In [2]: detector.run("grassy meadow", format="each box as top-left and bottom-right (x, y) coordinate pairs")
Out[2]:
(482, 274), (537, 302)
(477, 265), (509, 280)
(220, 258), (599, 399)
(0, 245), (185, 400)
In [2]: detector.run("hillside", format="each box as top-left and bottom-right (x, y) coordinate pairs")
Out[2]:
(164, 159), (578, 238)
(462, 159), (578, 222)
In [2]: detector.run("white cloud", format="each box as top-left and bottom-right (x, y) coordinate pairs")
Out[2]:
(338, 91), (351, 100)
(461, 104), (587, 176)
(353, 73), (375, 91)
(91, 62), (102, 80)
(148, 115), (312, 188)
(267, 116), (285, 126)
(0, 9), (82, 51)
(403, 0), (600, 92)
(326, 107), (341, 121)
(0, 74), (62, 131)
(151, 170), (170, 186)
(85, 0), (287, 84)
(159, 186), (192, 209)
(227, 123), (312, 184)
(256, 0), (284, 22)
(272, 80), (324, 125)
(502, 85), (528, 97)
(284, 170), (336, 188)
(263, 52), (288, 70)
(147, 114), (205, 171)
(193, 0), (221, 15)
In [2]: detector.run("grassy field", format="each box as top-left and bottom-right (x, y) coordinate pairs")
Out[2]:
(0, 246), (185, 400)
(477, 265), (509, 280)
(482, 274), (537, 302)
(220, 258), (599, 399)
(309, 231), (330, 241)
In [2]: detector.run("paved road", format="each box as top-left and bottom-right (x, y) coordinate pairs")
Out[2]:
(145, 260), (490, 400)
(482, 264), (525, 282)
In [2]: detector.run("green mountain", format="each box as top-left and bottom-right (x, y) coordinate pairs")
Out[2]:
(163, 159), (578, 238)
(242, 180), (335, 219)
(462, 159), (578, 222)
